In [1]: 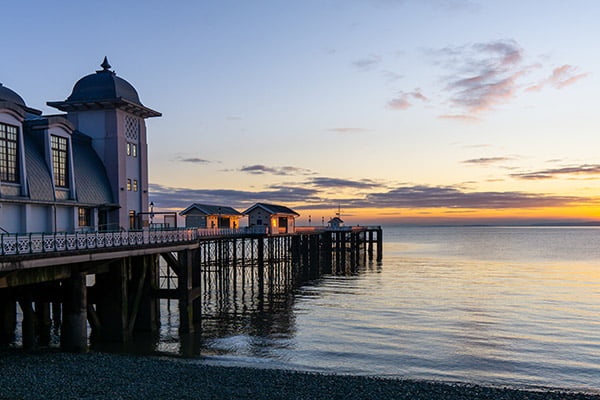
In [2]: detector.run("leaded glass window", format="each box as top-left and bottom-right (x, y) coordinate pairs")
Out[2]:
(0, 122), (19, 183)
(51, 135), (68, 188)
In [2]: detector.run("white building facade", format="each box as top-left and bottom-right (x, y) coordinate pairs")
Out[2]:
(0, 58), (160, 234)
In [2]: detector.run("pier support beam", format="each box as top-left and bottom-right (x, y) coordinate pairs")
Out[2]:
(133, 255), (160, 334)
(376, 229), (383, 262)
(61, 270), (88, 352)
(178, 249), (201, 334)
(95, 260), (129, 342)
(0, 293), (16, 345)
(35, 302), (51, 346)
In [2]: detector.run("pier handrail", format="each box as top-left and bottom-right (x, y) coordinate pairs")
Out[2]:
(0, 226), (271, 257)
(0, 225), (379, 257)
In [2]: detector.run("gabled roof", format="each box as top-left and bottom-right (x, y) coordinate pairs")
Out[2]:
(329, 217), (344, 223)
(180, 203), (243, 216)
(243, 203), (299, 216)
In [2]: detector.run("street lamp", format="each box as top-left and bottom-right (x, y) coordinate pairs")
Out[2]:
(149, 201), (154, 226)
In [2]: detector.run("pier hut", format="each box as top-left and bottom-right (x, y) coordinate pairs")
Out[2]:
(244, 203), (299, 234)
(180, 204), (243, 229)
(328, 217), (344, 229)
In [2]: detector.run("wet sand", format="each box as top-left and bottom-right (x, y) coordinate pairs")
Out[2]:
(0, 351), (598, 400)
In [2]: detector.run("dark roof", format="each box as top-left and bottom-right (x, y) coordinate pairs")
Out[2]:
(71, 132), (114, 205)
(18, 128), (114, 205)
(47, 58), (161, 119)
(23, 131), (54, 202)
(0, 83), (25, 106)
(0, 84), (42, 116)
(180, 204), (243, 216)
(329, 217), (344, 223)
(243, 203), (299, 216)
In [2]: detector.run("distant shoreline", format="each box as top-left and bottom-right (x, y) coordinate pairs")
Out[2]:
(1, 351), (598, 400)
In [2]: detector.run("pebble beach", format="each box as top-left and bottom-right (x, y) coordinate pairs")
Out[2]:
(0, 351), (598, 400)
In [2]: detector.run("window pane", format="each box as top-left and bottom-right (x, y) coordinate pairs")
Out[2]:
(0, 123), (19, 183)
(51, 135), (68, 187)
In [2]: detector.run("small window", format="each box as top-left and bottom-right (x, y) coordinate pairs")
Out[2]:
(133, 179), (138, 192)
(78, 207), (91, 227)
(51, 135), (68, 188)
(127, 143), (131, 156)
(132, 144), (137, 157)
(129, 210), (136, 230)
(127, 179), (132, 191)
(0, 122), (19, 183)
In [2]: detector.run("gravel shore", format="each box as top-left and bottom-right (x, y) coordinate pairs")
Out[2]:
(0, 351), (598, 400)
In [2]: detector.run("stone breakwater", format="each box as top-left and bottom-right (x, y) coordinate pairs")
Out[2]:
(0, 351), (598, 400)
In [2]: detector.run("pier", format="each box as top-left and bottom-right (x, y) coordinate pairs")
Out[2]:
(0, 226), (382, 352)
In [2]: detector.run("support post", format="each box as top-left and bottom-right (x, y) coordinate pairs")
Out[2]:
(376, 228), (383, 262)
(95, 259), (129, 342)
(19, 296), (36, 349)
(0, 293), (17, 345)
(61, 270), (88, 352)
(178, 249), (197, 334)
(35, 302), (51, 346)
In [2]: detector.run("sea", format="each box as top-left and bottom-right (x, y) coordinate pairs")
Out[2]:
(10, 226), (600, 392)
(157, 226), (600, 393)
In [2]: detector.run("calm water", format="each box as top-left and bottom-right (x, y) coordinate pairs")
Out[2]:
(162, 226), (600, 392)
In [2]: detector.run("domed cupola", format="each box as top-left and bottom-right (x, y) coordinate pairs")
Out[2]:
(0, 83), (42, 116)
(47, 57), (161, 118)
(0, 83), (26, 106)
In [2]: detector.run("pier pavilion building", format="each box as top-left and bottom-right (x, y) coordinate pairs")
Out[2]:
(244, 203), (299, 234)
(180, 204), (243, 229)
(0, 58), (161, 233)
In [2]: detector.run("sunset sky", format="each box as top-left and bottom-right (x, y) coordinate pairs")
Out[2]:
(2, 0), (600, 225)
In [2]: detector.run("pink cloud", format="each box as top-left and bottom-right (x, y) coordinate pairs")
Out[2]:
(437, 114), (480, 122)
(387, 89), (428, 111)
(388, 97), (412, 110)
(526, 65), (588, 92)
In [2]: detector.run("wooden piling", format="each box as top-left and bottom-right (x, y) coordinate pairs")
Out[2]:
(61, 270), (88, 352)
(376, 228), (383, 262)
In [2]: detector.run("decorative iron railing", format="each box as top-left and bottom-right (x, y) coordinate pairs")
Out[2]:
(0, 226), (269, 256)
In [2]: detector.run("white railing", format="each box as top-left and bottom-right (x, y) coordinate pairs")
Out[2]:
(0, 226), (269, 257)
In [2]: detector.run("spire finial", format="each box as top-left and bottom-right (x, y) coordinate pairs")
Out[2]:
(101, 56), (111, 71)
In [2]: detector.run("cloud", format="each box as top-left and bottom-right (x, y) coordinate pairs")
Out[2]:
(388, 89), (428, 110)
(437, 114), (480, 121)
(526, 64), (589, 92)
(172, 154), (213, 164)
(382, 70), (403, 82)
(511, 164), (600, 180)
(240, 164), (314, 176)
(327, 128), (370, 133)
(148, 181), (599, 214)
(358, 185), (595, 209)
(180, 157), (210, 164)
(226, 116), (242, 121)
(308, 177), (383, 189)
(437, 39), (527, 113)
(149, 183), (321, 211)
(352, 54), (382, 71)
(461, 157), (514, 165)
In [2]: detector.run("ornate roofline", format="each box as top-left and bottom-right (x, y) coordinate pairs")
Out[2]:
(47, 97), (161, 119)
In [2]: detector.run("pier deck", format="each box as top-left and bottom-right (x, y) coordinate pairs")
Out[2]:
(0, 226), (382, 352)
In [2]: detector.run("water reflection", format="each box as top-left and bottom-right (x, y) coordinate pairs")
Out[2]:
(91, 248), (373, 357)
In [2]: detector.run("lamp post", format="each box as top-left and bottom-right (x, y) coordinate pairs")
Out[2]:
(149, 201), (154, 227)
